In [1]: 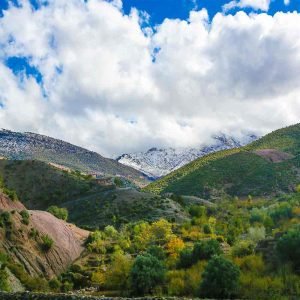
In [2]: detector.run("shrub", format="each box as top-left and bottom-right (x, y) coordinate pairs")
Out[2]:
(47, 206), (68, 221)
(49, 278), (61, 291)
(199, 256), (240, 299)
(203, 224), (212, 234)
(178, 247), (194, 269)
(40, 234), (54, 251)
(276, 225), (300, 272)
(3, 188), (18, 201)
(0, 268), (10, 291)
(20, 210), (30, 225)
(248, 226), (266, 243)
(146, 245), (166, 261)
(130, 253), (166, 296)
(193, 239), (222, 261)
(232, 240), (255, 258)
(189, 205), (206, 218)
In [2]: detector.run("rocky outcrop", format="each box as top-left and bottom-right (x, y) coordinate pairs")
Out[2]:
(0, 192), (89, 278)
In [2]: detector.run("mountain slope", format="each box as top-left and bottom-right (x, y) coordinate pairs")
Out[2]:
(117, 134), (258, 178)
(0, 192), (89, 280)
(0, 160), (188, 229)
(144, 124), (300, 198)
(0, 129), (148, 185)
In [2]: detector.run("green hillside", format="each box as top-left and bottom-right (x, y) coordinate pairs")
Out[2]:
(0, 160), (104, 210)
(0, 160), (187, 229)
(145, 124), (300, 198)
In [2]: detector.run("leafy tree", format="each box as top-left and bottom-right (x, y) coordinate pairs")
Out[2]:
(193, 239), (222, 261)
(277, 226), (300, 272)
(200, 256), (240, 299)
(150, 219), (173, 245)
(178, 248), (194, 269)
(189, 205), (206, 218)
(130, 253), (165, 296)
(146, 245), (166, 261)
(47, 206), (68, 221)
(103, 253), (132, 293)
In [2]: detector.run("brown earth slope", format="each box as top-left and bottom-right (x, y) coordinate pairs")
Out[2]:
(0, 192), (89, 279)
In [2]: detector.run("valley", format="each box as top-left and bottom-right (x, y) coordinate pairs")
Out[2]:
(0, 124), (299, 299)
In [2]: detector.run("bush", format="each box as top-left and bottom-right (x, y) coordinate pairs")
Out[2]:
(47, 206), (68, 221)
(49, 278), (61, 291)
(178, 248), (194, 269)
(276, 225), (300, 272)
(20, 210), (30, 225)
(193, 239), (222, 261)
(130, 253), (166, 296)
(146, 245), (166, 261)
(40, 234), (54, 251)
(203, 223), (212, 234)
(189, 205), (206, 218)
(200, 256), (240, 299)
(232, 240), (255, 258)
(0, 268), (10, 291)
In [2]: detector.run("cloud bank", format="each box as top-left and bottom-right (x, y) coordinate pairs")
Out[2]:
(0, 0), (299, 156)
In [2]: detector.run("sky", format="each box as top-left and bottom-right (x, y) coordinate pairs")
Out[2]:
(0, 0), (300, 157)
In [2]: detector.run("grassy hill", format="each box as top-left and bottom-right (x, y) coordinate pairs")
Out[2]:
(0, 160), (187, 229)
(144, 123), (300, 198)
(0, 160), (104, 210)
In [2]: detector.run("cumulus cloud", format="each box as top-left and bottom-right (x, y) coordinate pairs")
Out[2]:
(284, 0), (290, 5)
(223, 0), (271, 12)
(0, 0), (299, 156)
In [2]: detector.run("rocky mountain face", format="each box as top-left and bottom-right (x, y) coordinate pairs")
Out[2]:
(0, 191), (89, 279)
(117, 134), (258, 179)
(0, 129), (148, 185)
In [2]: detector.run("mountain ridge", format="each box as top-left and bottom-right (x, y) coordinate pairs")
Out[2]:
(117, 133), (258, 178)
(0, 129), (148, 186)
(144, 123), (300, 198)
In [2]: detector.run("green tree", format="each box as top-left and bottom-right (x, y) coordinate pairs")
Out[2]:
(130, 253), (165, 296)
(200, 256), (240, 299)
(47, 206), (68, 221)
(193, 239), (222, 261)
(277, 225), (300, 273)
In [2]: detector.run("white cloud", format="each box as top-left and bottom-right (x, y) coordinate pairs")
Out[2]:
(284, 0), (290, 5)
(0, 1), (299, 156)
(223, 0), (271, 12)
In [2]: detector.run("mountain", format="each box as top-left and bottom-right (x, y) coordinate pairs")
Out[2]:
(117, 134), (258, 179)
(0, 129), (148, 186)
(144, 124), (300, 199)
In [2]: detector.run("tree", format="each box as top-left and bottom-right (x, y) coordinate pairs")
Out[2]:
(200, 256), (240, 299)
(193, 239), (222, 261)
(277, 225), (300, 273)
(104, 253), (132, 293)
(130, 253), (165, 296)
(150, 219), (173, 245)
(178, 248), (194, 269)
(47, 206), (68, 221)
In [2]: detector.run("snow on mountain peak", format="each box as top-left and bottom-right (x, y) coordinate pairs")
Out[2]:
(116, 134), (258, 179)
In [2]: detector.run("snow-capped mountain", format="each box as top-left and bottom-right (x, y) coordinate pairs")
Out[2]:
(117, 134), (258, 179)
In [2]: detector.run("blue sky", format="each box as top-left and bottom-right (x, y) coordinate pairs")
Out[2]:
(1, 1), (300, 23)
(0, 0), (300, 155)
(1, 0), (299, 80)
